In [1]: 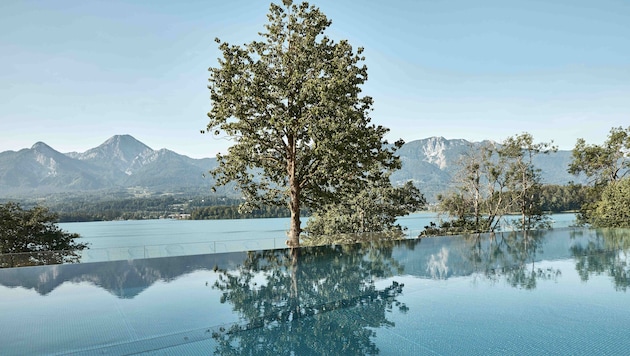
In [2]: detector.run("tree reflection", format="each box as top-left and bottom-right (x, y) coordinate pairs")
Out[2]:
(460, 230), (561, 290)
(571, 228), (630, 291)
(211, 242), (408, 355)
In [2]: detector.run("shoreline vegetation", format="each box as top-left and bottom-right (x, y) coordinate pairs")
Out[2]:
(2, 182), (588, 224)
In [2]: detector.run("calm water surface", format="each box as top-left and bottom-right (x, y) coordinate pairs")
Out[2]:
(0, 226), (628, 355)
(59, 212), (578, 250)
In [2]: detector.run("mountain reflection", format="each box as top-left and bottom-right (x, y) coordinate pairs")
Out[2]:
(0, 228), (629, 301)
(0, 253), (246, 298)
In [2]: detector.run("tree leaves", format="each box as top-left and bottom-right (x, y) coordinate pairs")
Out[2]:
(0, 202), (88, 267)
(569, 126), (630, 186)
(569, 126), (630, 226)
(205, 1), (402, 245)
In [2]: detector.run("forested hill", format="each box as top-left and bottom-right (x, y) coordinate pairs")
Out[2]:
(0, 135), (583, 202)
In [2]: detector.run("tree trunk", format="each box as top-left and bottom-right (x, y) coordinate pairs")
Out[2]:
(289, 247), (300, 321)
(288, 183), (301, 247)
(523, 158), (528, 230)
(287, 141), (301, 247)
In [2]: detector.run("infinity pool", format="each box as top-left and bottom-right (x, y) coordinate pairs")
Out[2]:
(1, 227), (629, 355)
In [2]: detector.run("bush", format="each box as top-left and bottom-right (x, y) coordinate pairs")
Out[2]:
(589, 178), (630, 228)
(0, 202), (88, 267)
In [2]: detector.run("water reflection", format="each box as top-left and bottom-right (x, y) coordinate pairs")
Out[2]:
(426, 246), (449, 279)
(211, 243), (409, 355)
(571, 228), (630, 291)
(1, 228), (629, 299)
(1, 228), (630, 354)
(0, 253), (242, 298)
(457, 231), (562, 289)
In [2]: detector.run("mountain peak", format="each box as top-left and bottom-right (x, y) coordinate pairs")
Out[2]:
(31, 141), (54, 152)
(83, 135), (152, 160)
(102, 135), (152, 151)
(30, 142), (67, 160)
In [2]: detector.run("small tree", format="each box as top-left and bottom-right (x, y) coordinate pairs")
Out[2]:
(438, 142), (509, 233)
(205, 1), (401, 246)
(589, 177), (630, 228)
(0, 202), (88, 268)
(569, 126), (630, 225)
(429, 133), (555, 235)
(499, 133), (557, 230)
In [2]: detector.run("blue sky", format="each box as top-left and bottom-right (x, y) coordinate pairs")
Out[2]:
(1, 0), (629, 158)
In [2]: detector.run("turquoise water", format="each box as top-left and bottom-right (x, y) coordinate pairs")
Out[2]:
(58, 212), (577, 250)
(1, 226), (628, 355)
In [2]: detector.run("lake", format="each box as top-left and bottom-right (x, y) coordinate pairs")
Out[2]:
(57, 213), (578, 262)
(59, 212), (578, 249)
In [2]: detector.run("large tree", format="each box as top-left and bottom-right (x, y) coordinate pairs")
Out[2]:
(0, 202), (88, 268)
(205, 1), (402, 246)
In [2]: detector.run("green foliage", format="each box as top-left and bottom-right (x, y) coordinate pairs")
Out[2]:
(538, 183), (592, 212)
(568, 126), (630, 186)
(588, 178), (630, 228)
(42, 194), (245, 222)
(434, 142), (508, 233)
(304, 180), (425, 240)
(569, 126), (630, 227)
(499, 133), (557, 230)
(419, 217), (484, 237)
(205, 1), (401, 246)
(190, 205), (294, 220)
(0, 202), (88, 267)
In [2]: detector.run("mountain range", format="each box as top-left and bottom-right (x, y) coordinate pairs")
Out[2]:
(0, 135), (582, 202)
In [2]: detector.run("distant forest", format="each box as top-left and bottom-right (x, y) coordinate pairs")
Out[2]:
(13, 183), (588, 223)
(37, 195), (285, 222)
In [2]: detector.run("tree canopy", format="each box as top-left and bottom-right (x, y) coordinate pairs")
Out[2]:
(205, 1), (404, 246)
(568, 126), (630, 186)
(569, 126), (630, 227)
(0, 202), (88, 268)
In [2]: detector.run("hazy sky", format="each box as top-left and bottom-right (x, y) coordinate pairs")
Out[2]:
(1, 0), (629, 158)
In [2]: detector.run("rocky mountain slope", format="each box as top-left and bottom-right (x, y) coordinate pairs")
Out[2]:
(391, 137), (582, 200)
(0, 135), (582, 201)
(0, 135), (218, 197)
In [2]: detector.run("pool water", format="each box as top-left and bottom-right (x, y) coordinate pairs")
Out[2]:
(0, 227), (629, 355)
